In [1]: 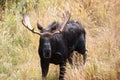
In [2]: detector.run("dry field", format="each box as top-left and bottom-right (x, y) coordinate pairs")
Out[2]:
(0, 0), (120, 80)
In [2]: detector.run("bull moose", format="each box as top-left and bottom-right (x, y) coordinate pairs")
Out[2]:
(22, 11), (87, 80)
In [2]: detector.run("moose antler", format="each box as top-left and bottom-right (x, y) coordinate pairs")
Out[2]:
(52, 11), (71, 35)
(22, 13), (41, 35)
(22, 11), (71, 36)
(60, 11), (71, 32)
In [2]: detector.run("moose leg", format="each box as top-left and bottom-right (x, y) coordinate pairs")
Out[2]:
(68, 53), (78, 68)
(59, 63), (66, 80)
(41, 60), (49, 80)
(68, 53), (74, 66)
(75, 43), (87, 64)
(78, 49), (87, 65)
(82, 50), (87, 65)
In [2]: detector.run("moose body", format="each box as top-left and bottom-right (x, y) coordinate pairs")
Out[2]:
(22, 12), (87, 80)
(62, 20), (87, 65)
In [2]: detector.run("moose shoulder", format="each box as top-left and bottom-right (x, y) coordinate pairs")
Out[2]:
(22, 11), (87, 80)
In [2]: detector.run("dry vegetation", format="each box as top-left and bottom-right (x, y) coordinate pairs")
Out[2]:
(0, 0), (120, 80)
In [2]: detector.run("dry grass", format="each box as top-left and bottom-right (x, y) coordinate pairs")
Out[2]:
(0, 0), (120, 80)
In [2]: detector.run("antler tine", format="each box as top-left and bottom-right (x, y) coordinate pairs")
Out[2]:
(59, 11), (71, 32)
(22, 13), (41, 35)
(51, 11), (71, 36)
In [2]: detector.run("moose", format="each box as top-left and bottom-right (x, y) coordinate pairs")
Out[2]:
(22, 11), (87, 80)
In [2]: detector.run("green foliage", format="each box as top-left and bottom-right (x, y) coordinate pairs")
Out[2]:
(0, 0), (6, 10)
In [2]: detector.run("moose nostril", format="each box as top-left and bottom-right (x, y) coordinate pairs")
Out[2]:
(45, 52), (51, 58)
(46, 52), (50, 56)
(43, 49), (51, 58)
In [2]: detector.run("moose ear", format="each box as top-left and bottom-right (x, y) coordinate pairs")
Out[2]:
(37, 22), (43, 31)
(49, 21), (59, 32)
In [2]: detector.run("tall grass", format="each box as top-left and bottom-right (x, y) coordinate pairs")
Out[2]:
(0, 0), (120, 80)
